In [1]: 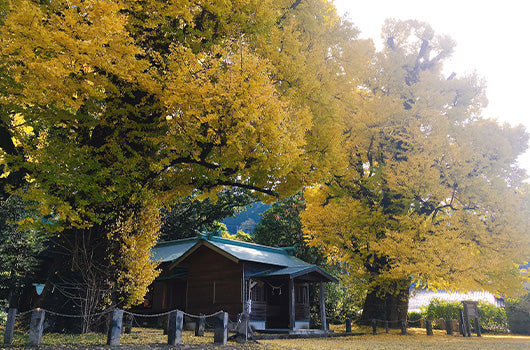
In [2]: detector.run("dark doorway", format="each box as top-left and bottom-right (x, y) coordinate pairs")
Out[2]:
(265, 281), (289, 329)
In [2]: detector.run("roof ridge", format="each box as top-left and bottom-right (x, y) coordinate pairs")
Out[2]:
(155, 237), (198, 247)
(207, 235), (292, 255)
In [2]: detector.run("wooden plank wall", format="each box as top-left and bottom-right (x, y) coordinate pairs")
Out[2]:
(183, 246), (243, 317)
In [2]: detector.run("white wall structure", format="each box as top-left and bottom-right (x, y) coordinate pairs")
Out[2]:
(408, 290), (502, 312)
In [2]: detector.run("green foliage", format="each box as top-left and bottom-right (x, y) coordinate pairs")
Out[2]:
(407, 311), (423, 323)
(160, 189), (256, 241)
(506, 293), (530, 334)
(221, 228), (254, 243)
(0, 298), (6, 324)
(253, 193), (319, 264)
(252, 193), (364, 325)
(324, 281), (364, 324)
(478, 301), (508, 333)
(423, 298), (508, 333)
(0, 195), (46, 305)
(424, 298), (462, 321)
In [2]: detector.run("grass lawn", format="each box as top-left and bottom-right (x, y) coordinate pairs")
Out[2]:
(260, 326), (530, 350)
(1, 324), (530, 349)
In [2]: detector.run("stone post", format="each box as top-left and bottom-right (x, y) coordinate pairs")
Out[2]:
(195, 315), (205, 336)
(214, 312), (228, 345)
(345, 319), (351, 333)
(385, 320), (389, 334)
(29, 309), (45, 346)
(445, 318), (453, 335)
(123, 313), (133, 334)
(168, 310), (183, 346)
(372, 319), (377, 335)
(162, 314), (168, 335)
(459, 310), (466, 336)
(107, 309), (123, 346)
(474, 317), (481, 337)
(3, 308), (16, 344)
(426, 320), (433, 336)
(438, 318), (446, 330)
(400, 319), (407, 335)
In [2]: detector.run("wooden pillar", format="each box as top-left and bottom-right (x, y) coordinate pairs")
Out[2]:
(29, 309), (45, 346)
(289, 279), (295, 330)
(3, 308), (16, 344)
(107, 309), (123, 346)
(167, 310), (183, 346)
(319, 282), (327, 331)
(214, 312), (228, 345)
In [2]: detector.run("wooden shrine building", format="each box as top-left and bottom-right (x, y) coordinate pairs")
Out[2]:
(145, 235), (337, 331)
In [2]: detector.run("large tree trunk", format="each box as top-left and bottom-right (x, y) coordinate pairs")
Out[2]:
(360, 279), (410, 326)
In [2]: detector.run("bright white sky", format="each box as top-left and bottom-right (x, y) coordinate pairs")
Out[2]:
(334, 0), (530, 176)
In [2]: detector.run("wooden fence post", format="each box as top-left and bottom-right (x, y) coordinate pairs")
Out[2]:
(167, 310), (183, 345)
(214, 312), (228, 345)
(107, 309), (123, 346)
(371, 319), (377, 335)
(426, 320), (433, 335)
(385, 320), (389, 334)
(345, 319), (351, 333)
(3, 308), (16, 344)
(195, 315), (205, 336)
(28, 309), (45, 346)
(445, 319), (453, 335)
(400, 320), (407, 335)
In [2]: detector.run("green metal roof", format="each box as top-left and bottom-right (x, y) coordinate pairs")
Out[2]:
(250, 266), (338, 283)
(206, 237), (310, 267)
(152, 235), (337, 283)
(153, 235), (308, 267)
(152, 237), (197, 263)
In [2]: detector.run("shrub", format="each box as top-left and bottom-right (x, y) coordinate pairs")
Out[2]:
(423, 298), (508, 333)
(478, 301), (508, 333)
(425, 298), (462, 320)
(0, 299), (7, 325)
(407, 311), (424, 322)
(506, 293), (530, 335)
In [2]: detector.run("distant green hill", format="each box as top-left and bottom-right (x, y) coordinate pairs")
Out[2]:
(222, 202), (270, 234)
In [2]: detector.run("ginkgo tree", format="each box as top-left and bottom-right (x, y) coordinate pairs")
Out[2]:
(0, 0), (368, 326)
(302, 19), (530, 323)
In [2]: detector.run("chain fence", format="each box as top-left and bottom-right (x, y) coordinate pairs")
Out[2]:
(3, 305), (481, 347)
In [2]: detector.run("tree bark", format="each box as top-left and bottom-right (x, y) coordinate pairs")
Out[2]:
(360, 279), (410, 326)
